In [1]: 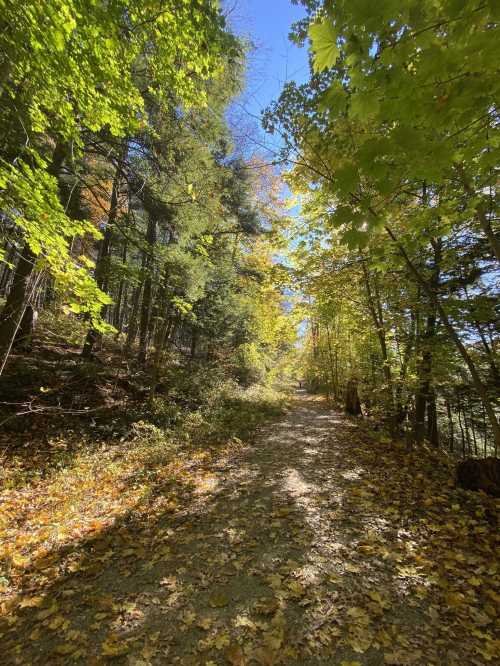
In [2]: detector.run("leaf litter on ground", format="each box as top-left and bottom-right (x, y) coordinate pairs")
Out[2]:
(0, 393), (499, 664)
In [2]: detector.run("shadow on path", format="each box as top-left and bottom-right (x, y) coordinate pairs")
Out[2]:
(1, 393), (498, 665)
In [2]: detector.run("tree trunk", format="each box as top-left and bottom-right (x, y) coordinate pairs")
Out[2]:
(0, 141), (67, 371)
(0, 242), (16, 295)
(0, 243), (37, 366)
(325, 322), (338, 399)
(415, 239), (441, 445)
(138, 215), (157, 365)
(360, 257), (393, 417)
(12, 304), (38, 352)
(345, 379), (362, 415)
(458, 166), (500, 263)
(457, 398), (466, 457)
(112, 239), (128, 333)
(446, 400), (454, 452)
(149, 315), (174, 403)
(426, 390), (439, 447)
(82, 161), (121, 357)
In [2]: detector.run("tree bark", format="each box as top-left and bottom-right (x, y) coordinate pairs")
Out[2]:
(113, 239), (128, 333)
(446, 399), (454, 452)
(360, 257), (393, 419)
(325, 322), (338, 399)
(414, 238), (441, 446)
(138, 215), (157, 365)
(345, 378), (362, 415)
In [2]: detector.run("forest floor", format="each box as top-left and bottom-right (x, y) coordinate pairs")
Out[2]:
(1, 391), (499, 665)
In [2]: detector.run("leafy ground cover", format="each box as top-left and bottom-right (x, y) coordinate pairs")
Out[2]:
(0, 392), (498, 664)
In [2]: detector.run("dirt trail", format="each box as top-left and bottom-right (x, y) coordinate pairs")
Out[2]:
(2, 392), (498, 664)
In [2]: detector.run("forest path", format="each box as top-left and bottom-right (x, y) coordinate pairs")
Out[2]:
(2, 392), (498, 664)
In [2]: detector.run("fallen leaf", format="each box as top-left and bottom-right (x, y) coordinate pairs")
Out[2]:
(36, 603), (58, 620)
(225, 643), (247, 665)
(209, 593), (229, 608)
(54, 644), (76, 655)
(345, 563), (361, 573)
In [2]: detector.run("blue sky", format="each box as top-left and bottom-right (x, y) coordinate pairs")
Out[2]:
(224, 0), (309, 158)
(225, 0), (309, 115)
(224, 1), (309, 334)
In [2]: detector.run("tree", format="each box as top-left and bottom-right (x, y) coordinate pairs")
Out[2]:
(0, 0), (237, 370)
(264, 0), (500, 450)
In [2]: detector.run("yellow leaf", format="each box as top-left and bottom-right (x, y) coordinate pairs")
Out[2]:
(182, 610), (196, 626)
(54, 644), (76, 655)
(213, 632), (230, 650)
(197, 616), (213, 630)
(234, 615), (257, 631)
(48, 615), (65, 630)
(11, 553), (31, 569)
(345, 563), (361, 573)
(102, 636), (129, 656)
(19, 596), (44, 608)
(209, 593), (229, 608)
(357, 545), (374, 555)
(266, 574), (282, 589)
(263, 628), (284, 651)
(225, 643), (247, 665)
(287, 580), (305, 596)
(36, 603), (58, 620)
(347, 634), (371, 653)
(445, 592), (465, 607)
(347, 607), (369, 620)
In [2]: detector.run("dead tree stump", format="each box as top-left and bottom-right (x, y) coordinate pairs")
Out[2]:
(345, 379), (362, 416)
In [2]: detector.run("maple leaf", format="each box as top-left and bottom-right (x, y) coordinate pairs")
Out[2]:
(54, 644), (76, 655)
(36, 602), (58, 620)
(197, 616), (213, 630)
(213, 632), (230, 650)
(345, 563), (361, 573)
(19, 596), (44, 608)
(225, 643), (247, 665)
(101, 635), (129, 657)
(209, 592), (229, 608)
(309, 20), (339, 73)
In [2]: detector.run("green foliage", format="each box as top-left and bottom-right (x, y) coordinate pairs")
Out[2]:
(266, 0), (500, 448)
(0, 0), (237, 330)
(308, 19), (339, 72)
(0, 158), (112, 327)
